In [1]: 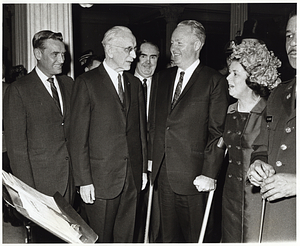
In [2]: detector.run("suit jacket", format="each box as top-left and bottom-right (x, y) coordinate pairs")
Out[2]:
(4, 69), (74, 197)
(150, 64), (229, 195)
(69, 64), (147, 200)
(251, 78), (296, 241)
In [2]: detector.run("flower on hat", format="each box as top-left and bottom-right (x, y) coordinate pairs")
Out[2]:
(229, 40), (282, 90)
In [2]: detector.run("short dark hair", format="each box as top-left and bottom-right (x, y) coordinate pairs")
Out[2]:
(32, 30), (63, 49)
(137, 40), (160, 58)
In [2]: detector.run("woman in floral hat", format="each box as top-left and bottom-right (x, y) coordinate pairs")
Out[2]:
(221, 40), (281, 243)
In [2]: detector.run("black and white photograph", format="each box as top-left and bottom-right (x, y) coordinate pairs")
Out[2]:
(2, 1), (297, 243)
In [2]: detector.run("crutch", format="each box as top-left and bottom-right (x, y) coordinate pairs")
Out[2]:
(258, 198), (266, 243)
(198, 138), (226, 243)
(198, 189), (215, 243)
(144, 174), (154, 243)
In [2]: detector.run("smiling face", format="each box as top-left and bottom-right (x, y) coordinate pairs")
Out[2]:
(286, 15), (297, 69)
(108, 31), (137, 72)
(170, 25), (200, 70)
(136, 43), (159, 78)
(226, 60), (252, 100)
(34, 39), (66, 77)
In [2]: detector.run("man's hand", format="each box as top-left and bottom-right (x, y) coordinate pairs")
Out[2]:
(247, 160), (275, 186)
(142, 172), (148, 190)
(260, 173), (296, 201)
(193, 175), (216, 192)
(80, 184), (95, 204)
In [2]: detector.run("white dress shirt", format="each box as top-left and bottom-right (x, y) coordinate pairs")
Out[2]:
(103, 59), (124, 93)
(35, 66), (64, 114)
(134, 72), (152, 119)
(172, 59), (200, 100)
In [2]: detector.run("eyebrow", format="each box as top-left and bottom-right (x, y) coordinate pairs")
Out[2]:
(140, 53), (158, 57)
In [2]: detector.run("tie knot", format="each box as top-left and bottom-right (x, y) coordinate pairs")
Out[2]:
(180, 71), (185, 78)
(47, 77), (54, 84)
(118, 73), (122, 81)
(143, 79), (147, 86)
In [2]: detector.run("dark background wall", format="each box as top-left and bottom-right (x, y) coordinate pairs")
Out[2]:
(3, 3), (296, 79)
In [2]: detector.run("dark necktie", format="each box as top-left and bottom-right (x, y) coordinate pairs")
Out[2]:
(118, 73), (124, 104)
(47, 77), (61, 112)
(171, 71), (185, 109)
(142, 78), (147, 103)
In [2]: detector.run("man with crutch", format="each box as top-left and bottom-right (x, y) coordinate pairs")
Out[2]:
(247, 12), (297, 242)
(148, 20), (229, 243)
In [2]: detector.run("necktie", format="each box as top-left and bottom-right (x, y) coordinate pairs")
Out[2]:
(171, 71), (185, 109)
(118, 73), (124, 104)
(47, 77), (61, 112)
(142, 78), (147, 103)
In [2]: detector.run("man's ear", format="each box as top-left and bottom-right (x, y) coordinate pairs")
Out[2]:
(33, 48), (42, 61)
(106, 45), (114, 59)
(194, 40), (202, 52)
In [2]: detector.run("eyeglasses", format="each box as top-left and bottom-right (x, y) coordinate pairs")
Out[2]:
(111, 45), (137, 54)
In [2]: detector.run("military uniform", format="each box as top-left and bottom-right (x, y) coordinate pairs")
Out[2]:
(251, 78), (296, 242)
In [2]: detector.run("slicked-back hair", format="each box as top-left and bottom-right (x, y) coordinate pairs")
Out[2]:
(102, 26), (133, 47)
(177, 20), (206, 45)
(32, 30), (63, 50)
(137, 40), (160, 58)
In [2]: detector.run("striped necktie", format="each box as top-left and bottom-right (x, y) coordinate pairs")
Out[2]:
(47, 77), (61, 112)
(171, 71), (185, 109)
(118, 73), (124, 104)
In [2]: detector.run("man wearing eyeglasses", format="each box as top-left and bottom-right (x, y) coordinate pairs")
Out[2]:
(69, 26), (147, 243)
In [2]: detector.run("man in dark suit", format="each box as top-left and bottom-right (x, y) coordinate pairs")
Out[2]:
(248, 13), (296, 242)
(4, 30), (74, 242)
(133, 40), (160, 242)
(149, 20), (228, 243)
(69, 26), (148, 243)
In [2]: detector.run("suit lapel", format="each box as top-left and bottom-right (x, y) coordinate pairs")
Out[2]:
(167, 68), (178, 114)
(175, 63), (203, 107)
(170, 64), (204, 111)
(123, 73), (131, 116)
(32, 70), (63, 117)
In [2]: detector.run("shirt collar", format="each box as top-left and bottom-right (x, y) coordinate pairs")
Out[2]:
(35, 66), (56, 82)
(179, 59), (200, 74)
(103, 59), (123, 79)
(134, 71), (152, 82)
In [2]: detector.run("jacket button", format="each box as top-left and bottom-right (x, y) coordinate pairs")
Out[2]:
(276, 161), (282, 167)
(236, 160), (241, 165)
(233, 116), (237, 119)
(166, 127), (170, 130)
(280, 144), (287, 150)
(228, 174), (232, 178)
(227, 130), (231, 134)
(236, 131), (241, 135)
(285, 127), (292, 133)
(65, 157), (69, 160)
(236, 146), (241, 150)
(237, 177), (242, 182)
(229, 159), (232, 163)
(228, 145), (232, 148)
